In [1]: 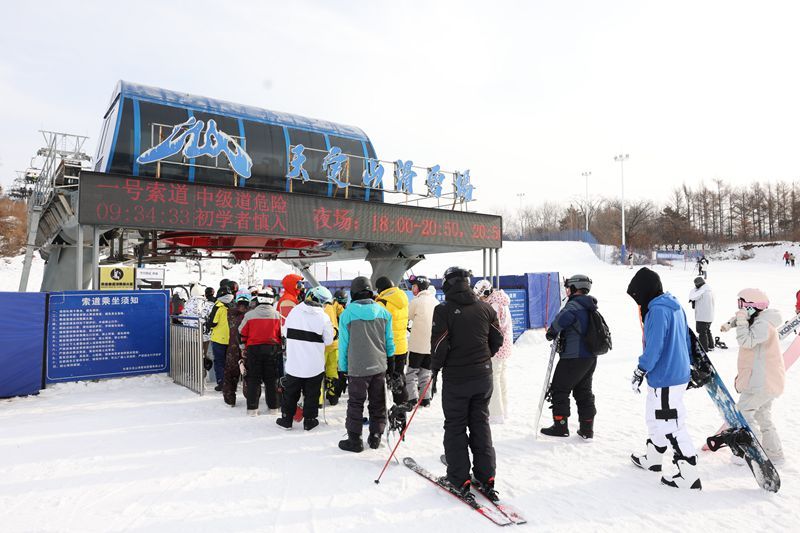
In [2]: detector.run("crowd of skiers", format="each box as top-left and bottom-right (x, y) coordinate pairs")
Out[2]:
(178, 263), (787, 495)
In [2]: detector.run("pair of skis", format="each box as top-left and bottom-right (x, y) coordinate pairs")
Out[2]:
(403, 456), (526, 527)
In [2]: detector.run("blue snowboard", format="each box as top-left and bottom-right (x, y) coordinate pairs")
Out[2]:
(689, 331), (780, 493)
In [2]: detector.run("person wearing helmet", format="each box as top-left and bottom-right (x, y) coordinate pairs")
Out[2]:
(719, 289), (785, 464)
(221, 296), (251, 406)
(474, 279), (514, 424)
(404, 275), (438, 409)
(688, 276), (715, 352)
(276, 285), (335, 431)
(333, 289), (349, 309)
(543, 275), (599, 438)
(375, 276), (410, 411)
(207, 286), (235, 391)
(432, 266), (504, 499)
(277, 274), (305, 323)
(239, 287), (283, 415)
(627, 267), (701, 490)
(337, 276), (395, 453)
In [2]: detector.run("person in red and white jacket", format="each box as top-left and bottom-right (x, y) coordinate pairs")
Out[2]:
(239, 288), (283, 416)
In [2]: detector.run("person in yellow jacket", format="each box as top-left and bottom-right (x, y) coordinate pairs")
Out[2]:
(207, 286), (234, 391)
(321, 300), (342, 405)
(375, 276), (409, 407)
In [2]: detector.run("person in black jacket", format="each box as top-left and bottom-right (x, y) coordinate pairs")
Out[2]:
(543, 274), (598, 439)
(431, 266), (504, 499)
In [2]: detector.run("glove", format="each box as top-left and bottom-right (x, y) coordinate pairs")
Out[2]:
(387, 357), (396, 375)
(631, 366), (646, 393)
(431, 370), (439, 397)
(545, 328), (557, 341)
(735, 310), (748, 327)
(238, 359), (246, 377)
(720, 322), (731, 333)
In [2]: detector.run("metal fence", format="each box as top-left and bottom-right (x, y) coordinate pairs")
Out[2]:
(169, 316), (205, 395)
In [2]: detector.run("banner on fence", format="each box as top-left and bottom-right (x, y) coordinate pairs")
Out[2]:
(46, 290), (169, 383)
(0, 292), (47, 398)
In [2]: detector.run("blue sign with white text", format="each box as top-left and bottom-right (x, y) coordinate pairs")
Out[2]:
(46, 290), (169, 383)
(505, 289), (528, 341)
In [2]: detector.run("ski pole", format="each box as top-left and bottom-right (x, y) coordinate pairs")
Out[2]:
(374, 377), (433, 484)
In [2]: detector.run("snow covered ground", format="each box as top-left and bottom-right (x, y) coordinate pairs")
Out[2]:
(1, 241), (799, 532)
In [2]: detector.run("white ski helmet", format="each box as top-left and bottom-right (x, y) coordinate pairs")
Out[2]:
(473, 279), (494, 298)
(737, 288), (769, 310)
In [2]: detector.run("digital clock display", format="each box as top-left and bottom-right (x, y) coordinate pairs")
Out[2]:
(78, 172), (502, 249)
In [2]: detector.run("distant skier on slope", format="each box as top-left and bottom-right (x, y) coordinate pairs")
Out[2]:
(719, 288), (785, 465)
(627, 267), (702, 490)
(688, 276), (715, 352)
(542, 274), (599, 439)
(696, 255), (709, 279)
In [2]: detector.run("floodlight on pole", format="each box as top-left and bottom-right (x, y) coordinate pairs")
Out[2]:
(581, 171), (591, 232)
(614, 154), (629, 263)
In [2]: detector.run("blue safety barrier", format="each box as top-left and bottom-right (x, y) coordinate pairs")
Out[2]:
(0, 292), (47, 398)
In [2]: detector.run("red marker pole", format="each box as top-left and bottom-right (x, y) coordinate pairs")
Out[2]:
(544, 272), (551, 328)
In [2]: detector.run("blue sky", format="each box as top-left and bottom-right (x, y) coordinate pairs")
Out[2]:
(2, 1), (799, 213)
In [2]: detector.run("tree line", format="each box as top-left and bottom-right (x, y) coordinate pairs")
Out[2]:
(502, 179), (800, 250)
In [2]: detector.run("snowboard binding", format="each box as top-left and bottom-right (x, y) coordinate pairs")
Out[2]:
(706, 427), (753, 458)
(714, 336), (728, 350)
(387, 405), (407, 437)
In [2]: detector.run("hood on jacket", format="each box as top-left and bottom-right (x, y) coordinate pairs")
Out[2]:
(485, 288), (510, 307)
(377, 286), (408, 308)
(648, 292), (682, 312)
(756, 308), (783, 328)
(217, 294), (234, 305)
(444, 278), (478, 305)
(571, 294), (598, 311)
(627, 267), (663, 318)
(281, 273), (304, 298)
(416, 286), (437, 299)
(689, 283), (711, 300)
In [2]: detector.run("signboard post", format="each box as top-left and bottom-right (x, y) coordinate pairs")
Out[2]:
(46, 290), (169, 383)
(136, 267), (166, 289)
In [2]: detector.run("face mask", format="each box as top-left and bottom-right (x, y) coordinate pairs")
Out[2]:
(746, 307), (757, 317)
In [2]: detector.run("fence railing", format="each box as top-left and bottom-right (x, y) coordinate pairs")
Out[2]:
(169, 316), (205, 395)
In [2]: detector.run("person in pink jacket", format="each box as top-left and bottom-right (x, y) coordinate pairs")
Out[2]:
(720, 288), (785, 464)
(474, 279), (514, 424)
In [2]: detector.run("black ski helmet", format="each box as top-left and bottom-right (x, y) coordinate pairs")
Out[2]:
(564, 274), (592, 293)
(694, 276), (705, 288)
(375, 276), (394, 293)
(333, 288), (348, 305)
(442, 266), (471, 291)
(409, 274), (431, 291)
(350, 276), (374, 298)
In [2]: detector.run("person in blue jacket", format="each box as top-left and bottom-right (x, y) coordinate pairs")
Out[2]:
(627, 267), (702, 490)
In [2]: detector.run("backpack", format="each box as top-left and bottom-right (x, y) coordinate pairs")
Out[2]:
(583, 308), (612, 355)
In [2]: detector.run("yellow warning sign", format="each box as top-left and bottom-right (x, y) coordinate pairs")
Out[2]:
(99, 266), (136, 291)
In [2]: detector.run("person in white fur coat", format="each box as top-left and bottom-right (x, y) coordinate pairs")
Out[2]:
(474, 279), (514, 423)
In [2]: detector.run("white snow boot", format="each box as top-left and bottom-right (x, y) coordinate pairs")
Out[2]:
(247, 409), (258, 417)
(631, 439), (667, 472)
(661, 455), (702, 490)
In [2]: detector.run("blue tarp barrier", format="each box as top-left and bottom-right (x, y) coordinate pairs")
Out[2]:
(46, 290), (169, 383)
(0, 292), (46, 398)
(526, 272), (561, 328)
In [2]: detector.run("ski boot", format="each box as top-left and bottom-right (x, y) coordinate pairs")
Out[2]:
(577, 419), (594, 440)
(473, 477), (500, 503)
(367, 432), (382, 449)
(247, 409), (258, 417)
(421, 398), (431, 407)
(540, 416), (569, 437)
(631, 439), (667, 471)
(661, 455), (702, 490)
(303, 418), (319, 431)
(275, 416), (293, 430)
(388, 405), (407, 436)
(338, 432), (364, 453)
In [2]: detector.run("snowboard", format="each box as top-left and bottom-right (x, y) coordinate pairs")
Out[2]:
(777, 312), (800, 339)
(689, 331), (781, 492)
(532, 340), (558, 440)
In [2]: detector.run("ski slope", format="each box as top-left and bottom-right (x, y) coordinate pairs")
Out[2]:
(1, 241), (798, 532)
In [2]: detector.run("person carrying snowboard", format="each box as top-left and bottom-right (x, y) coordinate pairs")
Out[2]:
(627, 267), (702, 490)
(474, 279), (515, 424)
(276, 286), (335, 431)
(432, 266), (504, 498)
(688, 276), (715, 352)
(337, 276), (395, 452)
(542, 274), (599, 438)
(719, 288), (785, 464)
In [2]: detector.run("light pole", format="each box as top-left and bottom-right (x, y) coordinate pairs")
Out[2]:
(581, 171), (591, 232)
(516, 192), (526, 236)
(614, 154), (629, 263)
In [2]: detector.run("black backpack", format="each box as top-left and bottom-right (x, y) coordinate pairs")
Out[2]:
(583, 308), (612, 355)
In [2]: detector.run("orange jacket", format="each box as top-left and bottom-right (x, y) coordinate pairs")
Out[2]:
(277, 273), (304, 322)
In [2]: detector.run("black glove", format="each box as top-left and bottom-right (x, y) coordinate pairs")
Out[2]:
(431, 370), (439, 397)
(545, 328), (557, 341)
(387, 357), (396, 375)
(631, 366), (646, 393)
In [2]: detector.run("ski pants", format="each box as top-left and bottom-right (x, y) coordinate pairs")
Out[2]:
(549, 357), (597, 420)
(389, 352), (409, 406)
(645, 384), (696, 458)
(222, 346), (245, 406)
(281, 373), (324, 422)
(345, 373), (387, 436)
(442, 374), (496, 487)
(405, 352), (432, 402)
(488, 358), (508, 421)
(245, 344), (280, 410)
(210, 341), (227, 386)
(738, 389), (783, 461)
(696, 321), (713, 352)
(319, 347), (339, 404)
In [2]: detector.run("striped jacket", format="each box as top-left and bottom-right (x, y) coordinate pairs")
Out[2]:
(283, 301), (335, 378)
